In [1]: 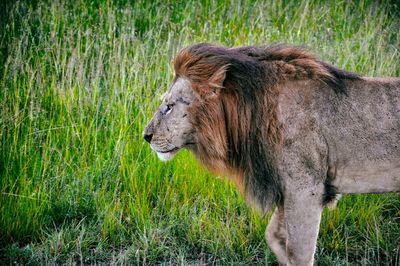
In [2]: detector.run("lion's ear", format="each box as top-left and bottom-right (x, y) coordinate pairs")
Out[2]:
(195, 85), (220, 99)
(203, 87), (221, 99)
(194, 64), (229, 99)
(208, 64), (229, 89)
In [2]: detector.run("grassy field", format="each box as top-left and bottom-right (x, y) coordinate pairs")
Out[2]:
(0, 0), (399, 264)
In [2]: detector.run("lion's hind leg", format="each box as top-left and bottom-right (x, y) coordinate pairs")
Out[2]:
(266, 207), (288, 265)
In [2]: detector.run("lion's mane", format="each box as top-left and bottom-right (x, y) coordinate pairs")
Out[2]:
(173, 43), (359, 212)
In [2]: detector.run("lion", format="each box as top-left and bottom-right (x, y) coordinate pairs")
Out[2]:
(143, 43), (400, 265)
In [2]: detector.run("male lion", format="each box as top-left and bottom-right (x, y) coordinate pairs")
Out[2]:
(143, 43), (400, 265)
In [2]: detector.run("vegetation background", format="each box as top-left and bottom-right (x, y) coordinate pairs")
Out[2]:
(0, 0), (399, 265)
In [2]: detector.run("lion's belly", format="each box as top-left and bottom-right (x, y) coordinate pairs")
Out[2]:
(333, 158), (400, 194)
(321, 78), (400, 194)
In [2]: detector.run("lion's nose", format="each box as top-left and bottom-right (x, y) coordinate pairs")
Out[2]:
(143, 133), (153, 143)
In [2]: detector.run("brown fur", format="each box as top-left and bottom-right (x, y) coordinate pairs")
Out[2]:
(173, 43), (359, 211)
(145, 43), (400, 265)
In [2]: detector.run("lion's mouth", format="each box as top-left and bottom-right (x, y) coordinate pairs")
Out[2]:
(154, 147), (179, 162)
(156, 147), (179, 154)
(153, 143), (196, 162)
(155, 142), (196, 154)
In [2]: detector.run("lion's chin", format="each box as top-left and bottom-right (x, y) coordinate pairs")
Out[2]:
(156, 150), (178, 161)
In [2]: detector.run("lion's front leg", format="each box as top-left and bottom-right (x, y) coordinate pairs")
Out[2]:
(266, 207), (288, 265)
(277, 130), (328, 265)
(283, 185), (324, 266)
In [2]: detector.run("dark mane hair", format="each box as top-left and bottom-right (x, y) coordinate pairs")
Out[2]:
(173, 43), (359, 212)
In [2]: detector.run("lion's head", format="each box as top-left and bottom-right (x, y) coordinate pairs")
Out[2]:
(143, 44), (232, 166)
(143, 77), (198, 161)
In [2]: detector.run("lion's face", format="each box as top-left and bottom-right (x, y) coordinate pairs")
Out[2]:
(143, 77), (198, 161)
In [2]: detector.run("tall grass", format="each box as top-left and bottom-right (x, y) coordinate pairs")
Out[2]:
(0, 0), (399, 264)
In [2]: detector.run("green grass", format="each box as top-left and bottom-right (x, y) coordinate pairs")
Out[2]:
(0, 0), (399, 264)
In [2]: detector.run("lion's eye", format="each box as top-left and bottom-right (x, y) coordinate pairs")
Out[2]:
(166, 105), (172, 114)
(162, 104), (173, 115)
